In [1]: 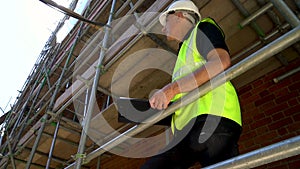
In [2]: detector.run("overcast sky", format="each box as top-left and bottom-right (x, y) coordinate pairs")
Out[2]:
(0, 0), (71, 116)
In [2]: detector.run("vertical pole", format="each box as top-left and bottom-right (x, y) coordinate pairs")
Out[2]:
(73, 87), (90, 168)
(8, 55), (50, 140)
(25, 113), (48, 169)
(25, 1), (81, 167)
(74, 0), (116, 168)
(270, 0), (300, 28)
(96, 156), (101, 169)
(7, 137), (16, 169)
(231, 0), (266, 37)
(45, 118), (61, 169)
(45, 23), (84, 169)
(11, 75), (48, 153)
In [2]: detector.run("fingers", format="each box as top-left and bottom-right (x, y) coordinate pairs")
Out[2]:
(149, 97), (156, 108)
(149, 91), (169, 110)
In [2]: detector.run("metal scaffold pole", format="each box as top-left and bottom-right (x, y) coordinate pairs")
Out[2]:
(74, 0), (116, 168)
(203, 135), (300, 169)
(24, 1), (80, 168)
(2, 48), (55, 168)
(45, 2), (91, 166)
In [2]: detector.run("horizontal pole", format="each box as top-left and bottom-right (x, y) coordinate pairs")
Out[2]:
(203, 135), (300, 169)
(240, 2), (273, 28)
(273, 66), (300, 83)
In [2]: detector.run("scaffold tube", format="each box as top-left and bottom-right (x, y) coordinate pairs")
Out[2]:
(74, 0), (117, 168)
(203, 135), (300, 169)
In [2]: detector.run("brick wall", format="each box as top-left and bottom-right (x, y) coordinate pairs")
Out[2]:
(99, 155), (147, 169)
(97, 58), (300, 168)
(237, 57), (300, 169)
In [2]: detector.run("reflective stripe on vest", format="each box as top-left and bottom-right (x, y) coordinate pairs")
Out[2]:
(171, 18), (242, 132)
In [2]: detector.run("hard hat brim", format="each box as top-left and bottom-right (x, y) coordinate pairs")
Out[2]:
(159, 11), (168, 26)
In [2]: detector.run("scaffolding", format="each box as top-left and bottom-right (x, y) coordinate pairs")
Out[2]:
(0, 0), (299, 168)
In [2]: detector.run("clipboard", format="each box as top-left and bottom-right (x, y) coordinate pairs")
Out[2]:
(114, 97), (172, 126)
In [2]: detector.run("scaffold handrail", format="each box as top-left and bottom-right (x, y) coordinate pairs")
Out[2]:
(203, 135), (300, 169)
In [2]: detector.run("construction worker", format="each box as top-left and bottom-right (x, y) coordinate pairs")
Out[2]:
(142, 0), (242, 168)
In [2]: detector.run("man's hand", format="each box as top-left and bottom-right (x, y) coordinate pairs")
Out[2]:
(149, 83), (177, 110)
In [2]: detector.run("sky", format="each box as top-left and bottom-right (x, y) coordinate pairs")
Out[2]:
(0, 0), (73, 116)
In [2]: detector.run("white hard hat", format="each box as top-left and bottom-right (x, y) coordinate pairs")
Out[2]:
(159, 0), (201, 26)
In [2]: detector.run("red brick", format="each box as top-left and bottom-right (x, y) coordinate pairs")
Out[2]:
(248, 107), (262, 116)
(254, 165), (266, 169)
(243, 102), (258, 112)
(253, 112), (266, 121)
(272, 133), (297, 143)
(291, 70), (300, 82)
(240, 141), (260, 153)
(288, 81), (300, 91)
(294, 113), (300, 121)
(286, 121), (300, 133)
(259, 90), (270, 97)
(239, 91), (253, 100)
(273, 87), (290, 97)
(268, 117), (293, 130)
(277, 127), (288, 135)
(250, 117), (272, 129)
(238, 84), (253, 95)
(269, 78), (292, 92)
(252, 79), (264, 88)
(242, 124), (251, 133)
(252, 82), (272, 95)
(271, 112), (285, 122)
(268, 163), (289, 169)
(274, 92), (298, 104)
(255, 126), (269, 134)
(240, 130), (257, 140)
(264, 68), (287, 82)
(283, 104), (300, 116)
(285, 58), (300, 69)
(255, 94), (274, 107)
(254, 131), (278, 145)
(265, 161), (288, 169)
(239, 139), (256, 153)
(264, 102), (289, 116)
(259, 101), (275, 111)
(240, 93), (261, 105)
(288, 98), (299, 106)
(243, 114), (254, 125)
(288, 155), (300, 169)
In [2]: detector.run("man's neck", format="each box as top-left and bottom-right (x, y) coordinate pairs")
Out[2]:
(178, 22), (194, 41)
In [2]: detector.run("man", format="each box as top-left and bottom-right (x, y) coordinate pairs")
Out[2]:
(141, 0), (242, 168)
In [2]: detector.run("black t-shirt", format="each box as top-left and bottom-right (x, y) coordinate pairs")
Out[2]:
(179, 20), (229, 60)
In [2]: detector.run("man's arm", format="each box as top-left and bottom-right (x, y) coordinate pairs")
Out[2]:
(149, 48), (231, 110)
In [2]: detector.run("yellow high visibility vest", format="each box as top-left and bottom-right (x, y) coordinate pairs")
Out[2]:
(171, 18), (242, 132)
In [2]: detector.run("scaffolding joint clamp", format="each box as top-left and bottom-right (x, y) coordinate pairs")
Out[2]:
(99, 45), (108, 51)
(72, 153), (87, 162)
(95, 64), (106, 74)
(46, 110), (56, 117)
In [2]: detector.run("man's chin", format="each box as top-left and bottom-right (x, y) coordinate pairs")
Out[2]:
(167, 36), (176, 41)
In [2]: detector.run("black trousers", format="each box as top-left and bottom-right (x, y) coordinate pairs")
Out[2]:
(140, 115), (242, 169)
